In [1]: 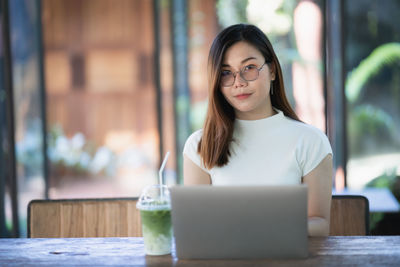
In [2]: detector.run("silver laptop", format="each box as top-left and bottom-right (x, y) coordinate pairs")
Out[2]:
(170, 185), (308, 259)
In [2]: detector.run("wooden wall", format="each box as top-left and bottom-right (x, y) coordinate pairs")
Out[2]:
(188, 0), (218, 103)
(42, 0), (157, 150)
(42, 0), (219, 183)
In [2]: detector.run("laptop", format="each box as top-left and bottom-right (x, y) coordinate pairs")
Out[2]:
(170, 185), (308, 259)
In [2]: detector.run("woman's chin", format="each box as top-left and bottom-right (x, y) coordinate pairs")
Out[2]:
(233, 104), (256, 114)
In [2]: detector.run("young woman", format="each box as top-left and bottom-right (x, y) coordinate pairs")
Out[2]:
(183, 24), (333, 236)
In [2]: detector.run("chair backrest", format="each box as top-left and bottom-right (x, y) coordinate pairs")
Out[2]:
(28, 198), (142, 238)
(330, 195), (369, 236)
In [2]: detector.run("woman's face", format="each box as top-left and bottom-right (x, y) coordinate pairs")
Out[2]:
(220, 41), (275, 120)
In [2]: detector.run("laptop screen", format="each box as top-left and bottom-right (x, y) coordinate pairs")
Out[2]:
(170, 185), (308, 259)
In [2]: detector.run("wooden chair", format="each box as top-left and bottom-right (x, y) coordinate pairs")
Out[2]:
(330, 195), (369, 235)
(28, 198), (142, 238)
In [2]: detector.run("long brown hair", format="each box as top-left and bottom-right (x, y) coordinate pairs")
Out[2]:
(199, 24), (300, 169)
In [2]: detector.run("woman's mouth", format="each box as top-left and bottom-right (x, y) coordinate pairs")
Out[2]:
(235, 93), (252, 100)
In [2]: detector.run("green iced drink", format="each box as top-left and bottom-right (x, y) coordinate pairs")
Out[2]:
(137, 185), (172, 255)
(140, 207), (172, 255)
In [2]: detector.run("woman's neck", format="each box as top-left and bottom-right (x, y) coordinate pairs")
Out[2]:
(235, 105), (277, 120)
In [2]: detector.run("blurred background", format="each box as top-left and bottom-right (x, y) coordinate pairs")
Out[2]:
(0, 0), (399, 237)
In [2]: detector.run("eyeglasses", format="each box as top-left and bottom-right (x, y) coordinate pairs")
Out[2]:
(220, 62), (267, 87)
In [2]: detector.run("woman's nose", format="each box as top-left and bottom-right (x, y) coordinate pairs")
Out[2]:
(233, 72), (247, 87)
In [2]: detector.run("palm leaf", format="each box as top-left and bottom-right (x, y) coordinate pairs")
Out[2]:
(346, 43), (400, 103)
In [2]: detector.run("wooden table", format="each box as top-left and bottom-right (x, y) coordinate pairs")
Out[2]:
(1, 236), (399, 266)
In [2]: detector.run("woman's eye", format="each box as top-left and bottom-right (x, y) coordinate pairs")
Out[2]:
(243, 65), (257, 72)
(221, 70), (232, 76)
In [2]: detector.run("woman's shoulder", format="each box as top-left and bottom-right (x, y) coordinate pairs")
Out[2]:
(282, 116), (327, 139)
(273, 109), (325, 137)
(286, 119), (332, 175)
(183, 129), (203, 155)
(185, 129), (203, 144)
(183, 129), (205, 170)
(281, 116), (332, 156)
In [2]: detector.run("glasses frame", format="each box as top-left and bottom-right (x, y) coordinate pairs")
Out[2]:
(220, 62), (267, 87)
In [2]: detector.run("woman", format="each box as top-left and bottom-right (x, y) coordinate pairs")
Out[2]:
(183, 24), (333, 236)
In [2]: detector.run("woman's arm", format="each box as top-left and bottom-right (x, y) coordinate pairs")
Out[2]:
(302, 154), (333, 236)
(183, 155), (212, 185)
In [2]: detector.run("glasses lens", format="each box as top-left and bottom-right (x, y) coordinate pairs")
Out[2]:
(220, 64), (263, 87)
(242, 66), (259, 81)
(221, 72), (234, 87)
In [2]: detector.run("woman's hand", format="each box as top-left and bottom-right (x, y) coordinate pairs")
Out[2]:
(184, 153), (333, 236)
(183, 155), (212, 185)
(303, 154), (333, 236)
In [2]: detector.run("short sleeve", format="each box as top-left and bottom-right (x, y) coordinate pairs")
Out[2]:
(296, 126), (333, 177)
(183, 130), (209, 173)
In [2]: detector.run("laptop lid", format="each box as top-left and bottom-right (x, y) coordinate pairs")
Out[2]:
(170, 185), (308, 259)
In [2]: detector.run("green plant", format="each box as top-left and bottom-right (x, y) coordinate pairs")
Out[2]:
(366, 168), (398, 189)
(47, 124), (116, 177)
(345, 42), (400, 156)
(15, 119), (44, 177)
(366, 168), (400, 231)
(348, 104), (397, 155)
(346, 43), (400, 103)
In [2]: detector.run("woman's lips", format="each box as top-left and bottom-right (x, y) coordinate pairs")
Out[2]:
(235, 93), (252, 100)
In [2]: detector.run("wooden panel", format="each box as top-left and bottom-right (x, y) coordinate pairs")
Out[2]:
(61, 203), (84, 237)
(188, 0), (218, 102)
(86, 49), (135, 91)
(29, 203), (61, 238)
(127, 201), (142, 237)
(83, 202), (102, 237)
(28, 199), (141, 238)
(42, 0), (83, 48)
(135, 0), (154, 53)
(82, 0), (136, 45)
(106, 202), (126, 237)
(42, 0), (68, 46)
(45, 51), (71, 93)
(330, 196), (368, 236)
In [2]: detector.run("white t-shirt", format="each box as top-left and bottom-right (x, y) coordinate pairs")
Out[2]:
(183, 109), (333, 185)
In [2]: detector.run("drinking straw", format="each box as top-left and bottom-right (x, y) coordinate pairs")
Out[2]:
(158, 151), (170, 196)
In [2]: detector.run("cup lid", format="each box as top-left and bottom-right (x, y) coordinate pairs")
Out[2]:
(136, 184), (171, 210)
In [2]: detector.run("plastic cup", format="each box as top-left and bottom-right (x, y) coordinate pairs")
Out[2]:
(136, 184), (172, 255)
